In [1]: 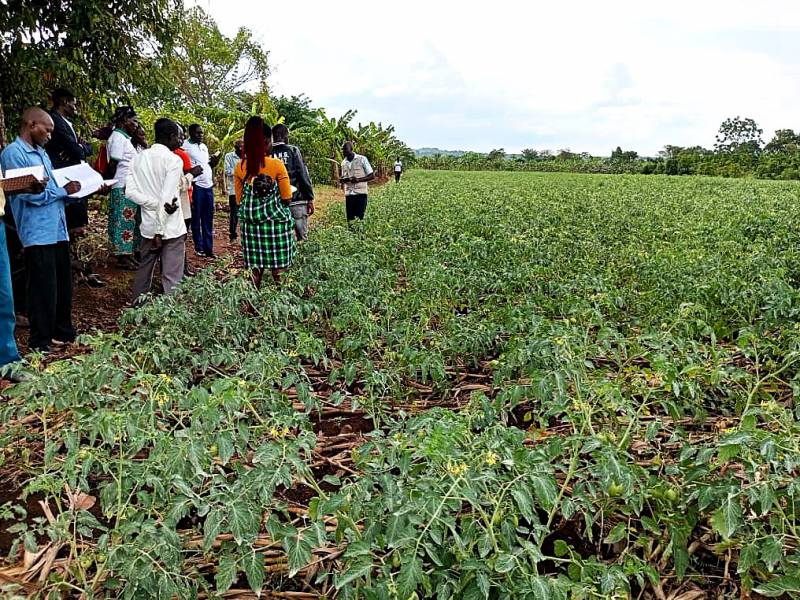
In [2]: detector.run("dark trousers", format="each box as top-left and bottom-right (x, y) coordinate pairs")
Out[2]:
(395, 172), (401, 182)
(345, 194), (368, 221)
(25, 242), (75, 350)
(191, 186), (214, 254)
(229, 195), (239, 240)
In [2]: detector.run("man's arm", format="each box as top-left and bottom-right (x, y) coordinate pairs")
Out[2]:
(209, 147), (221, 169)
(155, 157), (183, 235)
(294, 147), (315, 201)
(1, 146), (69, 206)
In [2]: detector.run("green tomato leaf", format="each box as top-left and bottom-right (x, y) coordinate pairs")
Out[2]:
(754, 576), (800, 597)
(215, 551), (238, 594)
(284, 531), (313, 577)
(398, 554), (423, 598)
(243, 551), (265, 594)
(494, 553), (516, 573)
(603, 523), (626, 545)
(710, 494), (742, 540)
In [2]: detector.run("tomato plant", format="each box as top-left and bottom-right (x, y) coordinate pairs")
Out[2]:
(3, 171), (800, 598)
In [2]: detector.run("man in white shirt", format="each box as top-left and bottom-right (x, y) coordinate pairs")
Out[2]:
(126, 118), (186, 304)
(394, 157), (403, 183)
(340, 141), (375, 221)
(182, 124), (220, 258)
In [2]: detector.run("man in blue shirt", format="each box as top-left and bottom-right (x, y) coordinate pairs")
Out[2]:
(0, 107), (81, 353)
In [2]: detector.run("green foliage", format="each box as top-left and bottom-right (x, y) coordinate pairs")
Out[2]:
(274, 94), (318, 129)
(714, 116), (763, 155)
(0, 1), (410, 188)
(420, 117), (800, 181)
(291, 108), (414, 185)
(764, 129), (800, 155)
(5, 171), (800, 597)
(136, 6), (270, 109)
(0, 0), (180, 141)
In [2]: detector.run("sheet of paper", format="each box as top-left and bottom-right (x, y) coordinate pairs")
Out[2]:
(52, 162), (104, 198)
(2, 165), (45, 180)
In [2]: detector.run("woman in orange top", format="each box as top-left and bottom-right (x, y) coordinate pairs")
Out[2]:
(234, 116), (294, 288)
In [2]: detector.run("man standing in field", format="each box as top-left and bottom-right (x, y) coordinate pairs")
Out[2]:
(394, 157), (403, 183)
(340, 141), (374, 222)
(0, 107), (82, 353)
(46, 88), (105, 288)
(271, 124), (315, 241)
(182, 124), (219, 258)
(0, 164), (44, 379)
(223, 139), (243, 242)
(127, 118), (186, 304)
(174, 128), (202, 277)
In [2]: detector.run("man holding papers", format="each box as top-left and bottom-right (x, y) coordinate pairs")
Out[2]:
(0, 107), (81, 353)
(0, 166), (44, 380)
(126, 118), (186, 304)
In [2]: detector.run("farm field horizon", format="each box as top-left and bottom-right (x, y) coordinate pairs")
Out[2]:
(2, 169), (800, 598)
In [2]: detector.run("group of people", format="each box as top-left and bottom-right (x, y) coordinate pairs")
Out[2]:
(0, 90), (382, 381)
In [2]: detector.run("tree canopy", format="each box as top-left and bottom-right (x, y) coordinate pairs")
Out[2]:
(0, 0), (180, 142)
(138, 6), (270, 109)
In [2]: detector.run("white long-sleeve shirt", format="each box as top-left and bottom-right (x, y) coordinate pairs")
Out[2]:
(178, 172), (194, 219)
(182, 140), (213, 188)
(126, 143), (185, 240)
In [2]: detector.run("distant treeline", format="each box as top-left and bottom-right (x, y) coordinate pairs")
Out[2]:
(415, 117), (800, 180)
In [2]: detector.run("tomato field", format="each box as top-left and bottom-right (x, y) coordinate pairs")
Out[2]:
(2, 170), (800, 599)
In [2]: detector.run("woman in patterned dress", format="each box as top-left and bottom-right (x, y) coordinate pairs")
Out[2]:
(106, 106), (141, 270)
(234, 116), (294, 288)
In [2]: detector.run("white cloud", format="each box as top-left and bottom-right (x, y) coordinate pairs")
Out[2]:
(189, 0), (800, 154)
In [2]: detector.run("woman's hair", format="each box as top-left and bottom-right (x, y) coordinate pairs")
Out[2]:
(243, 116), (271, 178)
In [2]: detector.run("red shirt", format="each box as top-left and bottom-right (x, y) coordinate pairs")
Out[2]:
(174, 147), (193, 201)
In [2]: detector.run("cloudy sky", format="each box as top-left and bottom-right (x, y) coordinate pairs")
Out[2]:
(190, 0), (800, 155)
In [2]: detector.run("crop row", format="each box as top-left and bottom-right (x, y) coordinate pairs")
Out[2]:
(2, 171), (800, 599)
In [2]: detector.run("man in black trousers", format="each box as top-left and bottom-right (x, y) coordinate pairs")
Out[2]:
(46, 88), (105, 288)
(271, 124), (315, 240)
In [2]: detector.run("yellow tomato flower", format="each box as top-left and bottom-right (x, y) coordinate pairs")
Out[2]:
(446, 460), (469, 476)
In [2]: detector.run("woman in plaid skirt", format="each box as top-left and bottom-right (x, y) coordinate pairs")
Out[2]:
(234, 117), (295, 288)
